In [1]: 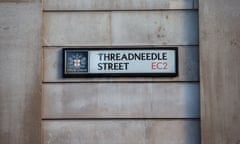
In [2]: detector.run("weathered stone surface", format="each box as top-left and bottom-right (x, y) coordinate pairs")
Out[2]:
(41, 1), (201, 144)
(43, 46), (199, 82)
(42, 120), (200, 144)
(111, 11), (198, 46)
(0, 0), (29, 2)
(42, 83), (200, 119)
(200, 0), (240, 143)
(43, 12), (111, 46)
(43, 0), (196, 10)
(0, 2), (41, 144)
(43, 11), (198, 46)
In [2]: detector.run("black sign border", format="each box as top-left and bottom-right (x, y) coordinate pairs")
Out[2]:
(63, 47), (178, 78)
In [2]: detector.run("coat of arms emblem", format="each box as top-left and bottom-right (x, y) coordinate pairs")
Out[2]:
(65, 51), (88, 73)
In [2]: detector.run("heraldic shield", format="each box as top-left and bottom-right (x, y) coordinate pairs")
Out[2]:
(65, 51), (88, 73)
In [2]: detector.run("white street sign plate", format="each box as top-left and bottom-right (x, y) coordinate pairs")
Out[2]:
(63, 48), (178, 77)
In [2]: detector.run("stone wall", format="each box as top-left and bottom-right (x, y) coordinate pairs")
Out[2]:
(0, 0), (42, 144)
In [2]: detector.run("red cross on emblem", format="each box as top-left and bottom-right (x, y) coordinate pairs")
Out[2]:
(74, 59), (81, 67)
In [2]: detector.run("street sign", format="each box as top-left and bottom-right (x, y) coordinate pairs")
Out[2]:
(63, 48), (178, 78)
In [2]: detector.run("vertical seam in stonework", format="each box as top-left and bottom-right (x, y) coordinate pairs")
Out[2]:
(109, 12), (112, 46)
(193, 0), (195, 9)
(42, 0), (45, 11)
